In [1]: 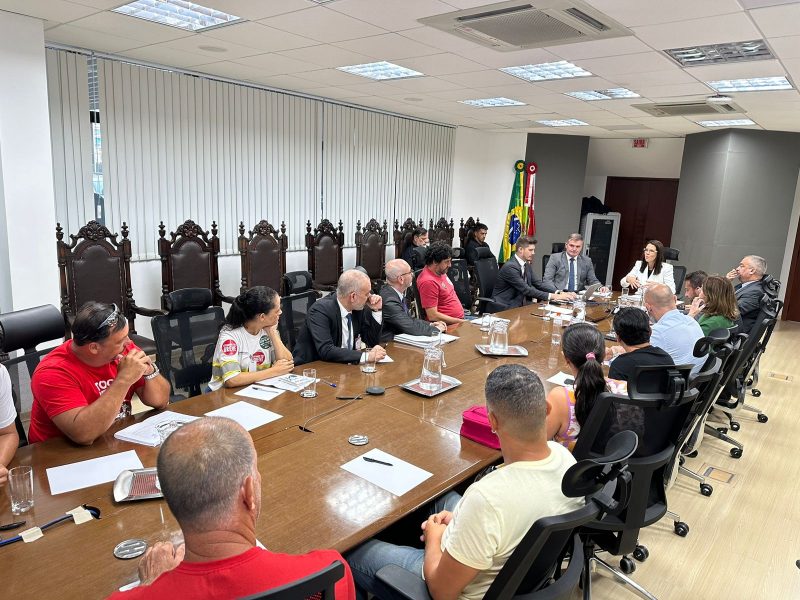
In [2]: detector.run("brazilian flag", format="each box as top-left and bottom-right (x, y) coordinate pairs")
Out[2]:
(499, 160), (528, 263)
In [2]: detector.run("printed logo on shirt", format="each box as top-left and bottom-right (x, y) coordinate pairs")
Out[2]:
(259, 335), (271, 349)
(94, 378), (115, 394)
(252, 351), (266, 365)
(221, 339), (238, 356)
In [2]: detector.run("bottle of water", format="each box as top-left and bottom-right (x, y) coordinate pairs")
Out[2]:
(551, 314), (562, 346)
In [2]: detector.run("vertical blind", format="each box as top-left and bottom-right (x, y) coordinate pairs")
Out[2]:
(46, 49), (94, 235)
(49, 50), (454, 260)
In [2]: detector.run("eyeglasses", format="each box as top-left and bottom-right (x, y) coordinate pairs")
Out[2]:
(98, 304), (120, 331)
(400, 271), (413, 277)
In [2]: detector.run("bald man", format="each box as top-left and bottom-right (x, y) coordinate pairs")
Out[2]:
(292, 269), (386, 365)
(379, 259), (445, 342)
(644, 284), (706, 376)
(107, 417), (355, 599)
(726, 255), (768, 334)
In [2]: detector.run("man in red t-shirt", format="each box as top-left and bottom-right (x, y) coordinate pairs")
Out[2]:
(29, 302), (169, 445)
(416, 242), (466, 324)
(107, 417), (355, 600)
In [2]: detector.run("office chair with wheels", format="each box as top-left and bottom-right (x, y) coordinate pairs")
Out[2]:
(151, 288), (225, 400)
(0, 304), (66, 447)
(448, 258), (473, 314)
(278, 291), (318, 351)
(672, 265), (687, 299)
(473, 247), (505, 315)
(239, 560), (345, 600)
(376, 431), (639, 600)
(283, 271), (314, 296)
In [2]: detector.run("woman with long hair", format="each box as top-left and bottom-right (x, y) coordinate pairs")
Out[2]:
(688, 274), (740, 334)
(621, 239), (675, 293)
(208, 286), (293, 390)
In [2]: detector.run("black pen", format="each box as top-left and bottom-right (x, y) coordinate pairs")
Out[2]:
(0, 520), (26, 531)
(363, 456), (393, 467)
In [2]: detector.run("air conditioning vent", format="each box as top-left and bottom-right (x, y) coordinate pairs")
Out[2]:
(633, 100), (744, 117)
(419, 0), (632, 52)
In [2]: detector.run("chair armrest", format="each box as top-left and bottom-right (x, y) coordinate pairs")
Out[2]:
(375, 564), (431, 600)
(129, 302), (167, 318)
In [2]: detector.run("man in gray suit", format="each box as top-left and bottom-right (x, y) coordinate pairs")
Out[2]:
(726, 255), (768, 334)
(379, 259), (446, 342)
(492, 237), (575, 308)
(543, 233), (605, 292)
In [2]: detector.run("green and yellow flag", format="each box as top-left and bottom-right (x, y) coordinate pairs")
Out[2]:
(499, 160), (528, 263)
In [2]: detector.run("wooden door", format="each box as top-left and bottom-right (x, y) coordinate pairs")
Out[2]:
(604, 177), (679, 288)
(782, 214), (800, 321)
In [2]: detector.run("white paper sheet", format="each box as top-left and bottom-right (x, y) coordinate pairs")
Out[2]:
(114, 411), (199, 447)
(269, 374), (316, 392)
(205, 401), (282, 431)
(378, 355), (394, 363)
(547, 371), (575, 388)
(541, 304), (573, 315)
(340, 448), (433, 496)
(235, 385), (285, 401)
(47, 450), (144, 495)
(469, 315), (511, 327)
(393, 333), (458, 348)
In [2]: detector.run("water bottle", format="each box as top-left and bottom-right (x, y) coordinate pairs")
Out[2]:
(488, 320), (509, 354)
(551, 314), (563, 346)
(573, 299), (586, 323)
(419, 346), (443, 392)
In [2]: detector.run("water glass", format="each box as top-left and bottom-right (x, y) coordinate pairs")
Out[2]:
(419, 346), (443, 392)
(9, 465), (34, 515)
(156, 420), (186, 445)
(573, 299), (586, 323)
(300, 368), (318, 398)
(360, 350), (377, 373)
(488, 320), (509, 354)
(480, 314), (494, 332)
(551, 315), (563, 346)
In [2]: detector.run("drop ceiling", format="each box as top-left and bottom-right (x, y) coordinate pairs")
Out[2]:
(2, 0), (800, 138)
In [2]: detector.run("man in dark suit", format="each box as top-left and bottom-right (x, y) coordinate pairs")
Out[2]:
(401, 227), (428, 270)
(492, 236), (576, 308)
(542, 233), (605, 292)
(379, 259), (446, 342)
(465, 223), (493, 266)
(727, 255), (768, 335)
(293, 269), (386, 365)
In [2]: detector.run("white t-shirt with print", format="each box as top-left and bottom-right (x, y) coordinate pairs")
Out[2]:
(208, 326), (275, 391)
(0, 364), (17, 429)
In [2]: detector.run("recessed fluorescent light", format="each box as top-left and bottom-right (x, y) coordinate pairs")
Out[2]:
(501, 61), (592, 82)
(113, 0), (241, 32)
(459, 97), (526, 107)
(697, 119), (756, 127)
(536, 119), (588, 127)
(706, 94), (733, 104)
(666, 40), (773, 67)
(566, 88), (640, 101)
(707, 76), (793, 92)
(337, 61), (423, 80)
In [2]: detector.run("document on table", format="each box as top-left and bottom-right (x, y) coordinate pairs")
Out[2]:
(468, 315), (511, 327)
(235, 384), (285, 401)
(341, 448), (433, 496)
(47, 450), (144, 495)
(393, 333), (459, 348)
(269, 374), (316, 392)
(205, 401), (282, 431)
(541, 304), (573, 315)
(547, 371), (575, 388)
(114, 411), (199, 447)
(378, 355), (394, 363)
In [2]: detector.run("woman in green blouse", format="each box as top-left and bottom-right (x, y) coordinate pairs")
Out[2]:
(688, 275), (740, 335)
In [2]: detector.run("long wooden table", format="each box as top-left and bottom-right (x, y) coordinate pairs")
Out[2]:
(3, 300), (616, 598)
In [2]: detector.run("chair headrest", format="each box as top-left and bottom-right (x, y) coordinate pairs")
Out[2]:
(451, 247), (464, 259)
(165, 288), (214, 314)
(663, 247), (680, 261)
(0, 304), (65, 353)
(475, 246), (494, 260)
(562, 431), (637, 498)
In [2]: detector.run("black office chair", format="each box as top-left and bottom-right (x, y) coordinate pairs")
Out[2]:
(411, 245), (427, 271)
(278, 291), (318, 351)
(743, 280), (780, 398)
(448, 258), (473, 313)
(473, 247), (505, 315)
(411, 269), (425, 321)
(542, 254), (550, 276)
(551, 242), (565, 254)
(663, 247), (679, 261)
(151, 288), (225, 400)
(672, 265), (687, 298)
(283, 271), (314, 295)
(376, 431), (639, 600)
(0, 304), (66, 447)
(239, 560), (345, 600)
(576, 365), (698, 599)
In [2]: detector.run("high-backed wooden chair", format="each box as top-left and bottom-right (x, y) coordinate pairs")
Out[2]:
(56, 220), (161, 353)
(158, 219), (234, 308)
(429, 217), (455, 246)
(305, 218), (344, 292)
(355, 218), (388, 283)
(393, 217), (422, 259)
(459, 217), (481, 248)
(238, 220), (288, 295)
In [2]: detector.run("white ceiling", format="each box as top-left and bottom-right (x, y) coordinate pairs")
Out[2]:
(4, 0), (800, 138)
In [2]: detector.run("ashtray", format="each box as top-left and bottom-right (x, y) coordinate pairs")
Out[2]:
(474, 344), (529, 357)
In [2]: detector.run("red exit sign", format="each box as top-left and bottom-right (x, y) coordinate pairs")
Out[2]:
(632, 138), (648, 148)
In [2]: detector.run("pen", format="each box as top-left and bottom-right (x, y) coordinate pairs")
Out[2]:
(0, 520), (26, 531)
(363, 456), (393, 467)
(320, 379), (337, 388)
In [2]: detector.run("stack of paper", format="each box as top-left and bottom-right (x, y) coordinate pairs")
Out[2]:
(469, 315), (511, 328)
(393, 333), (459, 348)
(541, 304), (573, 315)
(114, 411), (199, 447)
(268, 374), (316, 392)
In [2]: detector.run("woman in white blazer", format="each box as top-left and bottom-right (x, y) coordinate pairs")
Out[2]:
(620, 240), (675, 294)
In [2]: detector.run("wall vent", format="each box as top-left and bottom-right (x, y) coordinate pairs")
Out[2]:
(633, 100), (744, 117)
(419, 0), (632, 52)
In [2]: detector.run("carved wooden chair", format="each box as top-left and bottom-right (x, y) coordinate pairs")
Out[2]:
(393, 217), (422, 259)
(355, 218), (388, 285)
(158, 219), (234, 309)
(428, 217), (455, 246)
(305, 219), (344, 292)
(56, 221), (161, 353)
(238, 220), (288, 295)
(459, 217), (480, 248)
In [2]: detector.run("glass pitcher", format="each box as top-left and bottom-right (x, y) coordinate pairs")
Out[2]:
(419, 346), (443, 392)
(489, 320), (509, 354)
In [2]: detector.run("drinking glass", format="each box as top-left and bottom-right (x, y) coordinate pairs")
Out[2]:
(300, 368), (318, 398)
(9, 465), (34, 515)
(488, 320), (509, 354)
(360, 350), (377, 373)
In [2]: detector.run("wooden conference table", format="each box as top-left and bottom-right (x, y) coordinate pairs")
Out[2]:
(3, 299), (616, 599)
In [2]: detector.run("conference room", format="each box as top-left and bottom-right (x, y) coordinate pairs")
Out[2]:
(1, 1), (799, 598)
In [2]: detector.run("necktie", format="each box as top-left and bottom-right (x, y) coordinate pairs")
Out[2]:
(568, 258), (575, 292)
(401, 296), (408, 313)
(522, 262), (528, 283)
(345, 313), (353, 349)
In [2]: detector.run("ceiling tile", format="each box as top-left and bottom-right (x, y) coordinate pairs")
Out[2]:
(202, 22), (317, 52)
(577, 52), (676, 77)
(156, 34), (264, 61)
(614, 69), (700, 88)
(633, 13), (760, 49)
(381, 76), (464, 93)
(193, 61), (274, 84)
(333, 33), (440, 60)
(66, 11), (195, 44)
(329, 0), (455, 31)
(438, 69), (523, 88)
(768, 35), (800, 60)
(400, 26), (482, 53)
(0, 0), (99, 22)
(276, 45), (373, 69)
(68, 0), (137, 8)
(121, 45), (216, 69)
(457, 46), (562, 69)
(683, 58), (788, 81)
(45, 23), (144, 53)
(233, 53), (320, 76)
(636, 82), (714, 99)
(259, 7), (386, 44)
(194, 0), (311, 20)
(536, 77), (619, 93)
(550, 36), (654, 61)
(750, 4), (800, 38)
(292, 67), (372, 86)
(588, 0), (743, 27)
(255, 73), (331, 91)
(392, 52), (484, 75)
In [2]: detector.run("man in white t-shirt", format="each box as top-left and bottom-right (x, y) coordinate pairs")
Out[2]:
(346, 364), (583, 600)
(0, 364), (21, 486)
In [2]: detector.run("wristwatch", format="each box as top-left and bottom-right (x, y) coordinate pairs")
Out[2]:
(144, 363), (160, 380)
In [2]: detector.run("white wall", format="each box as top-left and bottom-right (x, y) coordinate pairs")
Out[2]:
(451, 127), (529, 253)
(0, 11), (59, 313)
(582, 137), (685, 201)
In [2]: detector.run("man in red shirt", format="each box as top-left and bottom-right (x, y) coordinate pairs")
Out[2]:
(416, 242), (466, 324)
(107, 417), (355, 600)
(29, 302), (169, 445)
